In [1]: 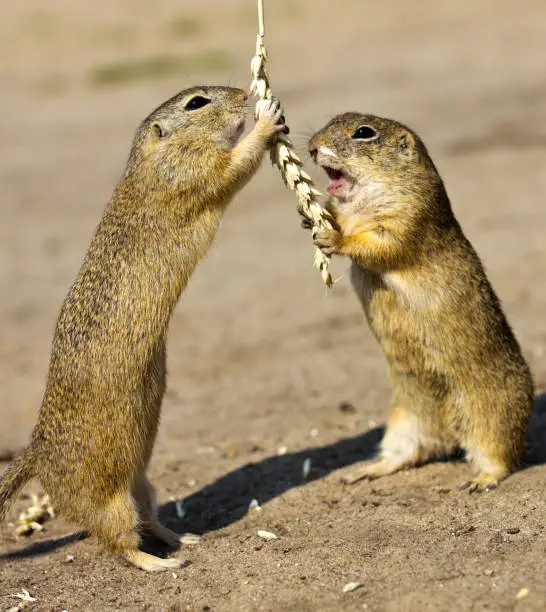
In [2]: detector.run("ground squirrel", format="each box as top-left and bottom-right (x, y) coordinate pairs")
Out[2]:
(0, 86), (285, 571)
(308, 113), (533, 492)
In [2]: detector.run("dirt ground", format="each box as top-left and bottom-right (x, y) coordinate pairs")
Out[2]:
(1, 1), (545, 610)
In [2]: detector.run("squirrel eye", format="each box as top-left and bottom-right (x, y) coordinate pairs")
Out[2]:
(352, 125), (378, 140)
(184, 95), (211, 111)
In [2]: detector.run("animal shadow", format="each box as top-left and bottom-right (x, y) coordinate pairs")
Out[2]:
(0, 531), (86, 561)
(159, 392), (546, 537)
(158, 425), (383, 537)
(0, 424), (382, 560)
(3, 393), (545, 559)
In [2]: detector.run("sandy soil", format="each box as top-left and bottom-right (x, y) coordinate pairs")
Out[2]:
(1, 1), (545, 610)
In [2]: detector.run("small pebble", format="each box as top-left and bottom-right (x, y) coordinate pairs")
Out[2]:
(249, 499), (262, 511)
(257, 530), (278, 541)
(338, 401), (357, 414)
(342, 582), (362, 593)
(66, 554), (75, 562)
(302, 458), (312, 479)
(516, 587), (530, 599)
(506, 527), (520, 534)
(277, 446), (288, 456)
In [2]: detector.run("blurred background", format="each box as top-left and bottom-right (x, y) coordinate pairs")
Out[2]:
(1, 1), (545, 609)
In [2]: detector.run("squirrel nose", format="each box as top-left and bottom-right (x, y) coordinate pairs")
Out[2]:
(309, 148), (318, 161)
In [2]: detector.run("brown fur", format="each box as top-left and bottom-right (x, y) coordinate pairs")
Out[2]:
(308, 113), (533, 492)
(0, 86), (284, 570)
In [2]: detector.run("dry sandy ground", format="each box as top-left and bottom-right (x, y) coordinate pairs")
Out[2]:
(1, 1), (545, 610)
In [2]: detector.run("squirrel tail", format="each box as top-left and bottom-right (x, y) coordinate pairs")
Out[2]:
(0, 445), (37, 521)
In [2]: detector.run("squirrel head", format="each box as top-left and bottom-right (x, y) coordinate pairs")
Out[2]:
(126, 86), (249, 185)
(308, 113), (444, 210)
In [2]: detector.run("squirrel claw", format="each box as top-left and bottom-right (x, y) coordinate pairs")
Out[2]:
(459, 475), (499, 494)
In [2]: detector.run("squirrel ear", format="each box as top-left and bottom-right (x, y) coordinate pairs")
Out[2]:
(398, 131), (417, 158)
(151, 122), (171, 139)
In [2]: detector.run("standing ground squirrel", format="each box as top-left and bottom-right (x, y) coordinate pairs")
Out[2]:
(308, 113), (533, 492)
(0, 86), (285, 571)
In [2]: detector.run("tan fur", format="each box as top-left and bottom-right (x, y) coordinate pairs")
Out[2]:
(0, 86), (284, 570)
(309, 113), (533, 492)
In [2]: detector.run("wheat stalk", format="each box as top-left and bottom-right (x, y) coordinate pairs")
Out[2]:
(249, 0), (334, 288)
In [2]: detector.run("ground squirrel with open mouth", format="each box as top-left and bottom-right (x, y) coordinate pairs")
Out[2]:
(308, 113), (533, 492)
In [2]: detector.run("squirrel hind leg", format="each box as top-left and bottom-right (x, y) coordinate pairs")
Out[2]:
(90, 490), (184, 572)
(340, 404), (446, 485)
(133, 475), (182, 549)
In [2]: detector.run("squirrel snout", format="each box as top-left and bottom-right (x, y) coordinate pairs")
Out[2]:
(309, 148), (318, 162)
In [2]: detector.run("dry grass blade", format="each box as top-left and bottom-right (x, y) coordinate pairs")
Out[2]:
(249, 0), (334, 287)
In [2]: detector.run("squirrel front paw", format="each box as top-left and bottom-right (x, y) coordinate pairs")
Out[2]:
(255, 96), (288, 139)
(314, 228), (343, 255)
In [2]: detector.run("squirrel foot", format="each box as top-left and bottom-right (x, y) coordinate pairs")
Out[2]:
(122, 549), (187, 572)
(340, 459), (404, 485)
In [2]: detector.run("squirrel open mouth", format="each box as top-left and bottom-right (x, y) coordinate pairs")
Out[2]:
(322, 165), (351, 196)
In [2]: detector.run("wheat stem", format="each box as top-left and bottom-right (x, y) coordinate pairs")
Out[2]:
(257, 0), (265, 37)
